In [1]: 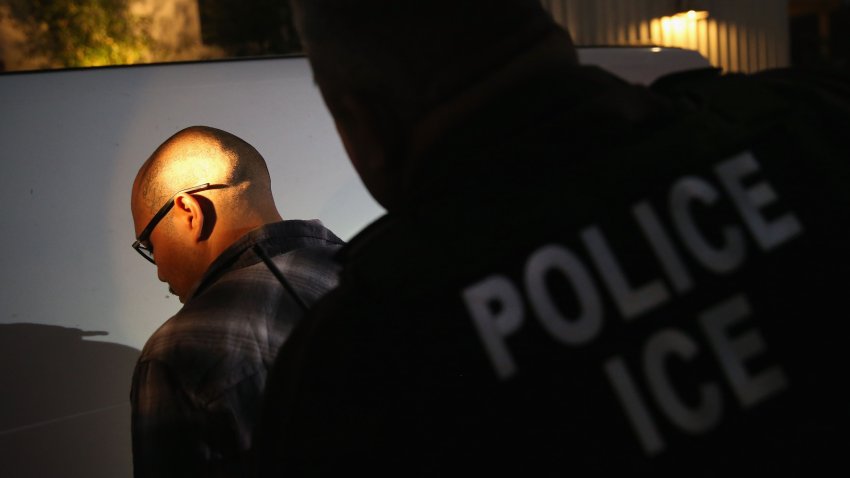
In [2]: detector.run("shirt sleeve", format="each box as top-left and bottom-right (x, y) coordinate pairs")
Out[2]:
(130, 358), (210, 478)
(131, 358), (264, 478)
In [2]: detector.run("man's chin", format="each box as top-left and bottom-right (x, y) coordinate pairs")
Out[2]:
(167, 286), (186, 303)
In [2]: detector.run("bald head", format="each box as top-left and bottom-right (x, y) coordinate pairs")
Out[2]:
(131, 126), (282, 302)
(133, 126), (275, 217)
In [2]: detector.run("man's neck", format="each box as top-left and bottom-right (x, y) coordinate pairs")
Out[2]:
(184, 216), (284, 302)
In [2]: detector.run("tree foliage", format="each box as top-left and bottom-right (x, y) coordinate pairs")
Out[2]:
(2, 0), (151, 68)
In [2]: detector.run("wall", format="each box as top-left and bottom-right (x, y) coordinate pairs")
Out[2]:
(542, 0), (791, 72)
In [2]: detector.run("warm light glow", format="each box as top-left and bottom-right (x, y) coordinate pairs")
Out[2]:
(650, 47), (662, 53)
(684, 10), (710, 21)
(651, 10), (710, 53)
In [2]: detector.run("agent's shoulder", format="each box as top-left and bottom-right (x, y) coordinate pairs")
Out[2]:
(652, 66), (850, 117)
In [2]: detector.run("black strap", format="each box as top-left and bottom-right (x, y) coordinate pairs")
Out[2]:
(252, 244), (310, 312)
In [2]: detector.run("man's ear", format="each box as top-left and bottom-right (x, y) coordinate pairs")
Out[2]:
(172, 193), (205, 243)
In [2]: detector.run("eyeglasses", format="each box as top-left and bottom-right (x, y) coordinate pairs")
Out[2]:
(132, 183), (211, 264)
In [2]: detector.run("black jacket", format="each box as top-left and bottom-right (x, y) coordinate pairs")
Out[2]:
(257, 62), (850, 476)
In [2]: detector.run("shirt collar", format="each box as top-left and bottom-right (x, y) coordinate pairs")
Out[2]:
(186, 219), (344, 300)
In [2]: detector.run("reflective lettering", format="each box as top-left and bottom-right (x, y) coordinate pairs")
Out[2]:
(582, 226), (671, 320)
(699, 294), (789, 407)
(644, 329), (723, 434)
(524, 244), (603, 345)
(462, 275), (524, 379)
(670, 176), (746, 274)
(605, 357), (666, 455)
(716, 152), (803, 251)
(633, 201), (694, 294)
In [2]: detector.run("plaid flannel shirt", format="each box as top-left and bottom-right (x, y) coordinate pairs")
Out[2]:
(131, 220), (343, 478)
